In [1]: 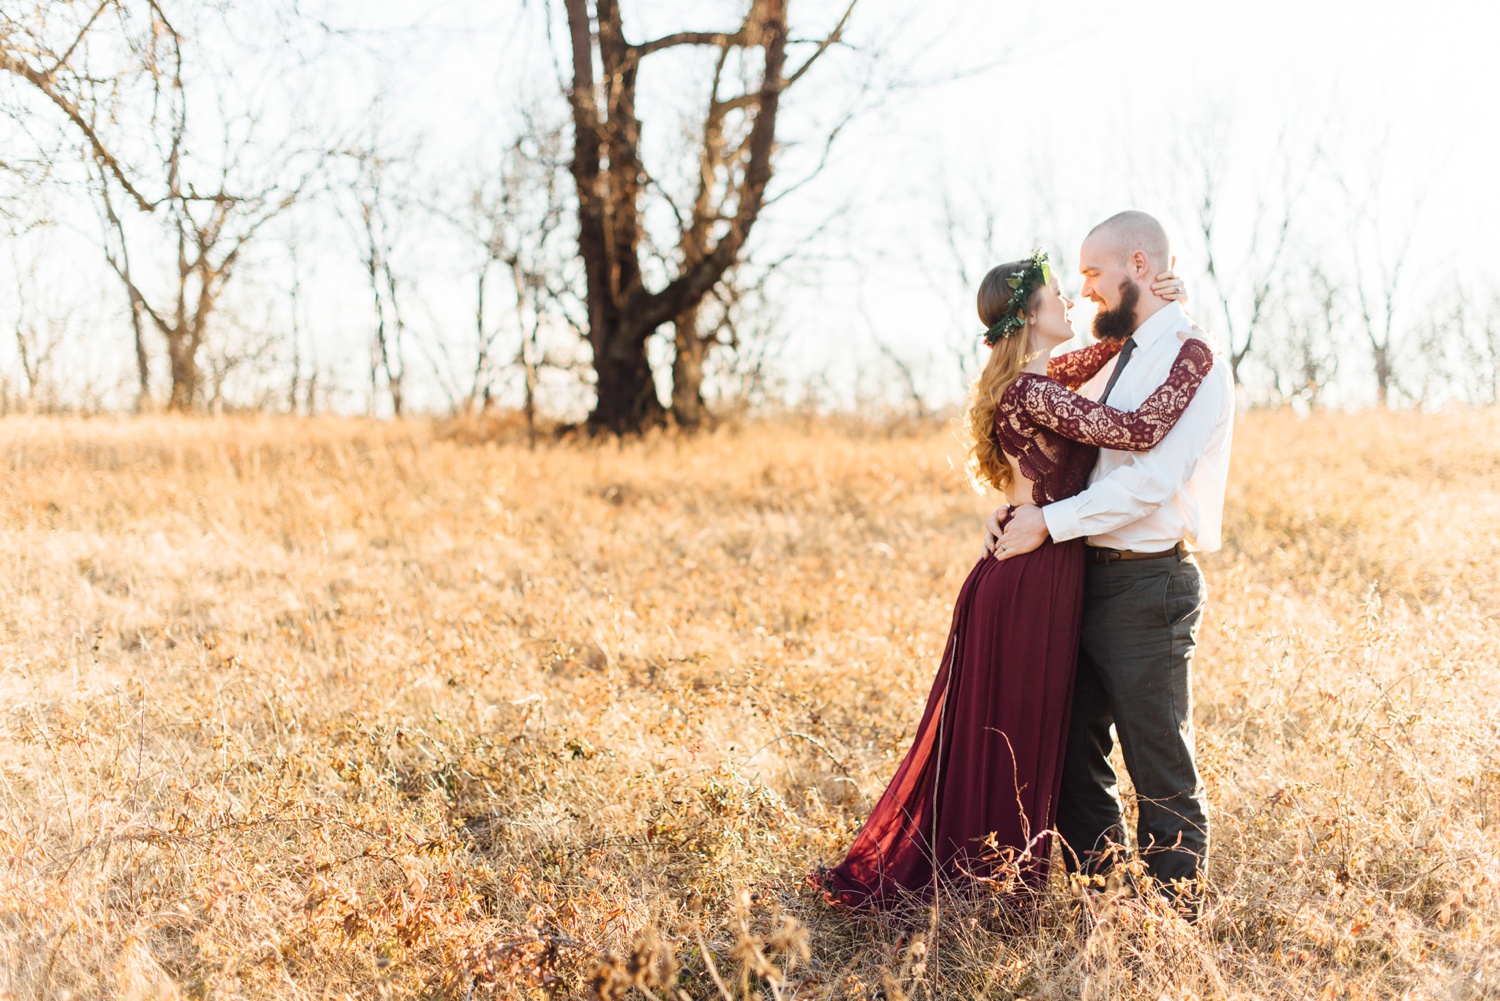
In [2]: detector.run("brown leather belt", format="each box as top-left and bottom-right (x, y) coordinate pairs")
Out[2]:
(1085, 542), (1187, 565)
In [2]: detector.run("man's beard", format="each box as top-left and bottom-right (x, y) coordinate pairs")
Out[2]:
(1092, 279), (1140, 341)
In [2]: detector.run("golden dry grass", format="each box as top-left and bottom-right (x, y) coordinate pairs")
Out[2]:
(1, 410), (1497, 1000)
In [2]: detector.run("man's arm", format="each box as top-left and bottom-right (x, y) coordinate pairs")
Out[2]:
(993, 364), (1231, 560)
(1043, 365), (1230, 543)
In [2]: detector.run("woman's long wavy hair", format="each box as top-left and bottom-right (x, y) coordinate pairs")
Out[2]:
(965, 260), (1043, 493)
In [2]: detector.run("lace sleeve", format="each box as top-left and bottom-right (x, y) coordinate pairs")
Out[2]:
(1018, 338), (1215, 452)
(1046, 338), (1125, 390)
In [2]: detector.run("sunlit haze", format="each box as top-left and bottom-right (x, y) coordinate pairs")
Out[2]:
(2, 0), (1495, 413)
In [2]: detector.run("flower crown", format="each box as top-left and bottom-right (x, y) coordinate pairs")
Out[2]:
(982, 249), (1052, 346)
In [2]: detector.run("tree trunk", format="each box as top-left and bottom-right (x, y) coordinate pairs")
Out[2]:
(471, 268), (488, 413)
(130, 300), (152, 410)
(1373, 344), (1391, 408)
(520, 300), (541, 445)
(671, 307), (711, 429)
(590, 324), (665, 433)
(166, 331), (200, 411)
(571, 0), (655, 433)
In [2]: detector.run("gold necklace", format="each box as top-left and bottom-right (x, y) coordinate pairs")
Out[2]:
(1022, 348), (1045, 365)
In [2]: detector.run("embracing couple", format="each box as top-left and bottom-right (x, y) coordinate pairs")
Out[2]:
(810, 210), (1235, 919)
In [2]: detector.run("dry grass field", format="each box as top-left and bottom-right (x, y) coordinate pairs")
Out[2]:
(1, 410), (1498, 1000)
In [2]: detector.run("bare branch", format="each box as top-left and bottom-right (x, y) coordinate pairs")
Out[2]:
(783, 0), (858, 88)
(635, 29), (743, 57)
(0, 49), (158, 213)
(45, 0), (113, 76)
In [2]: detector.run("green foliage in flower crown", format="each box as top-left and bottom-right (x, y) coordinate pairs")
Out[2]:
(983, 249), (1053, 347)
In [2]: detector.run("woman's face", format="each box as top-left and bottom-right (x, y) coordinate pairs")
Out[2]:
(1029, 278), (1075, 350)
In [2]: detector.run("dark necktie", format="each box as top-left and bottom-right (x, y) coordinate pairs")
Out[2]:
(1098, 336), (1136, 405)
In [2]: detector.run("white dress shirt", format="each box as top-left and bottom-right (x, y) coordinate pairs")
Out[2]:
(1041, 301), (1235, 552)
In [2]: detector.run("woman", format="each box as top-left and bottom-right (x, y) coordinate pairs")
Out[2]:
(810, 250), (1213, 911)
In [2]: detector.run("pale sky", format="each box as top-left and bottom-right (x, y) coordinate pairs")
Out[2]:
(783, 0), (1500, 409)
(2, 0), (1496, 413)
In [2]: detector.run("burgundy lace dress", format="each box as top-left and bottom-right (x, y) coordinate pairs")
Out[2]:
(812, 337), (1215, 911)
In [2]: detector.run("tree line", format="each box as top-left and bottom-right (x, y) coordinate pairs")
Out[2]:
(2, 2), (1493, 428)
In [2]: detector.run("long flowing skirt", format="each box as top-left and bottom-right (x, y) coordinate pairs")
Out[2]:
(813, 536), (1085, 910)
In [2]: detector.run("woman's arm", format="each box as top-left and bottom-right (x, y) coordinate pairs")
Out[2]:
(1018, 338), (1215, 451)
(1047, 338), (1125, 389)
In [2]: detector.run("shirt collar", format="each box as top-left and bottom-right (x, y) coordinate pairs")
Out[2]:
(1131, 301), (1185, 350)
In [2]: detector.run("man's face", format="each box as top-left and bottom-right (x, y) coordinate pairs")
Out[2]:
(1078, 235), (1142, 341)
(1077, 235), (1133, 313)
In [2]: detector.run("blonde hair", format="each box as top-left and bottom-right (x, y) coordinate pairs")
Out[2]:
(965, 260), (1041, 492)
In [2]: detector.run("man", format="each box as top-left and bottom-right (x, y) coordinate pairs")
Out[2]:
(986, 210), (1235, 912)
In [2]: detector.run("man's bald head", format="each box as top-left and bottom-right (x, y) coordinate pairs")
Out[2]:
(1084, 210), (1170, 270)
(1078, 210), (1175, 335)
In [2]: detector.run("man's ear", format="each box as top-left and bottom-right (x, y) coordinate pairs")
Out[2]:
(1131, 250), (1150, 278)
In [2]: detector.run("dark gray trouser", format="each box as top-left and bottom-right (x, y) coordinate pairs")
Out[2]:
(1056, 551), (1209, 888)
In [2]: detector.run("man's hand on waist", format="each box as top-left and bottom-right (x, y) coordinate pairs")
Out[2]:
(983, 504), (1011, 556)
(994, 504), (1048, 562)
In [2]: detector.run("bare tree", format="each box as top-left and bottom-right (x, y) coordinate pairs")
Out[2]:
(1402, 283), (1498, 407)
(700, 283), (788, 415)
(1344, 210), (1422, 409)
(340, 145), (411, 416)
(202, 321), (278, 414)
(561, 0), (858, 433)
(666, 6), (860, 429)
(1476, 292), (1500, 407)
(870, 330), (927, 419)
(284, 235), (319, 414)
(441, 122), (575, 435)
(9, 274), (64, 410)
(1172, 123), (1314, 387)
(1331, 135), (1436, 408)
(2, 1), (318, 411)
(1265, 262), (1341, 409)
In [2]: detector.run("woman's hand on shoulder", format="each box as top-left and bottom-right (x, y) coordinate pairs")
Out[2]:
(1151, 268), (1188, 302)
(1173, 328), (1216, 373)
(1176, 321), (1210, 345)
